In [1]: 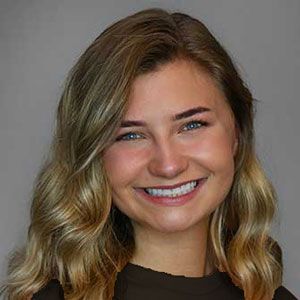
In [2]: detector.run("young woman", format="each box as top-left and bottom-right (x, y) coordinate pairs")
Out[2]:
(0, 8), (297, 300)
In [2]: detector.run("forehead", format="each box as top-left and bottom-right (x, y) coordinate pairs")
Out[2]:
(125, 59), (231, 119)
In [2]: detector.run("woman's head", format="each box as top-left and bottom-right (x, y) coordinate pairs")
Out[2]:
(1, 8), (281, 300)
(56, 7), (255, 231)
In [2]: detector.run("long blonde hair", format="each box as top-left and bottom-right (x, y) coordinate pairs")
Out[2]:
(0, 8), (282, 300)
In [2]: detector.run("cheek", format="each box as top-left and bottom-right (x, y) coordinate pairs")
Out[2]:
(188, 129), (235, 172)
(102, 145), (149, 187)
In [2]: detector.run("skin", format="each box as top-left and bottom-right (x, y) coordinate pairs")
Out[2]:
(103, 59), (238, 278)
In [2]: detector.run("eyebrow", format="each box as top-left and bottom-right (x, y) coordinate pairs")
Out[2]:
(120, 106), (211, 128)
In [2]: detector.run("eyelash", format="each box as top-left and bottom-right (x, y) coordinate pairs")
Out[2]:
(115, 119), (209, 142)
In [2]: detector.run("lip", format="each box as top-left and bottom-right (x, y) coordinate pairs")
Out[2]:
(136, 177), (207, 207)
(140, 177), (206, 190)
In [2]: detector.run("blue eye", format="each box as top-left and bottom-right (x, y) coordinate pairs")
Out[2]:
(116, 132), (143, 141)
(182, 120), (208, 131)
(115, 120), (208, 142)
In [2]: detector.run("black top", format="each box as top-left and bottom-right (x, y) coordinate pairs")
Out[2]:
(32, 279), (64, 300)
(32, 263), (298, 299)
(113, 263), (298, 300)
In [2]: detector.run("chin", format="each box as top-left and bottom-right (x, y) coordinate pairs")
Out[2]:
(146, 213), (208, 234)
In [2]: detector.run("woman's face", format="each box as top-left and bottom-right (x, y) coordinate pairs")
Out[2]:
(103, 59), (238, 233)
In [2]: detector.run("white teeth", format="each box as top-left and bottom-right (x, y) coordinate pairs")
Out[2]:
(145, 180), (197, 197)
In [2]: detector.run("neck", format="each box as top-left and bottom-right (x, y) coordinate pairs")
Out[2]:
(129, 217), (215, 278)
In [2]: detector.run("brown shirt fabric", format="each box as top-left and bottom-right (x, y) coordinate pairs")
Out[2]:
(32, 263), (298, 299)
(113, 263), (298, 300)
(32, 279), (64, 299)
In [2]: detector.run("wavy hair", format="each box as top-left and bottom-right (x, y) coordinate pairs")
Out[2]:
(0, 8), (282, 300)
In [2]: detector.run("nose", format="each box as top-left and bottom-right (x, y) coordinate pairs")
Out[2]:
(148, 138), (188, 179)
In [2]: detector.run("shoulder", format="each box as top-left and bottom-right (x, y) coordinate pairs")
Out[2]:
(274, 285), (298, 300)
(32, 279), (64, 300)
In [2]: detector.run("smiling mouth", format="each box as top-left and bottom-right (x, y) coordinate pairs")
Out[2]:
(138, 178), (207, 198)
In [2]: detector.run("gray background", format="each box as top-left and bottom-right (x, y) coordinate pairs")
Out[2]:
(0, 0), (299, 297)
